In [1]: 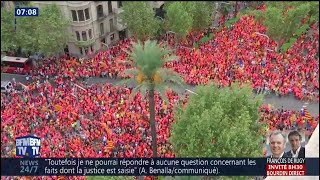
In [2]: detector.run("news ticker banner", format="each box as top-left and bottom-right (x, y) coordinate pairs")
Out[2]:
(1, 158), (319, 176)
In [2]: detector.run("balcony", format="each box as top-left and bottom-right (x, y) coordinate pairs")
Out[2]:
(97, 13), (107, 21)
(113, 8), (124, 14)
(99, 32), (109, 38)
(67, 1), (90, 7)
(71, 19), (93, 27)
(75, 39), (95, 47)
(115, 21), (125, 31)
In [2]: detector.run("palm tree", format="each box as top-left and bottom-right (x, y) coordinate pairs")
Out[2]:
(117, 40), (185, 158)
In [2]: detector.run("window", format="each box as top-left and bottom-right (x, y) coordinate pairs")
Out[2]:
(97, 5), (103, 17)
(100, 23), (104, 35)
(118, 1), (122, 8)
(110, 33), (115, 41)
(78, 10), (85, 21)
(108, 1), (112, 13)
(84, 47), (89, 55)
(101, 38), (106, 44)
(82, 31), (87, 41)
(109, 18), (114, 32)
(85, 8), (90, 20)
(75, 31), (80, 41)
(71, 10), (77, 21)
(80, 48), (83, 55)
(88, 29), (92, 39)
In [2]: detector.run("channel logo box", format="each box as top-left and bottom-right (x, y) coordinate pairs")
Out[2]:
(16, 135), (41, 158)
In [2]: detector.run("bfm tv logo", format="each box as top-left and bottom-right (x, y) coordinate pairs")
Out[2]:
(16, 136), (41, 158)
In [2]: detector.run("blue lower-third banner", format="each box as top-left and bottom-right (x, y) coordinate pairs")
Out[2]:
(1, 158), (319, 176)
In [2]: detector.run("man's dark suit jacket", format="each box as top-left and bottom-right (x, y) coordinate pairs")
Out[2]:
(285, 147), (305, 158)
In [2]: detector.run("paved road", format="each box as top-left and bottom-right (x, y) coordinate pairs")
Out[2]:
(2, 73), (319, 116)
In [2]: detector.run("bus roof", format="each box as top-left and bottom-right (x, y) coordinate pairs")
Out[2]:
(1, 56), (29, 63)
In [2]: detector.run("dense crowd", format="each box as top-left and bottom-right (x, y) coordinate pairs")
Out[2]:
(1, 79), (179, 159)
(1, 77), (318, 159)
(1, 10), (319, 180)
(260, 105), (319, 136)
(21, 16), (319, 102)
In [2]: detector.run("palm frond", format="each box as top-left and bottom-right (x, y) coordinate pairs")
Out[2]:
(128, 84), (143, 102)
(129, 40), (166, 78)
(164, 83), (186, 99)
(116, 78), (136, 88)
(155, 84), (170, 105)
(157, 68), (185, 87)
(139, 81), (152, 100)
(163, 54), (179, 63)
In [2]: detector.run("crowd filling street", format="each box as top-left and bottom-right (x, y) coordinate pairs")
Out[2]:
(1, 12), (319, 180)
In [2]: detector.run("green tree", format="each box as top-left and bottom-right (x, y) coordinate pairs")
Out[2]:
(183, 2), (213, 31)
(248, 2), (316, 53)
(35, 4), (69, 56)
(1, 8), (18, 52)
(171, 83), (264, 155)
(171, 83), (265, 179)
(1, 4), (69, 56)
(165, 2), (193, 47)
(117, 40), (185, 158)
(120, 2), (160, 41)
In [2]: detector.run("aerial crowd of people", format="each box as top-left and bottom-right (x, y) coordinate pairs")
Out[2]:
(1, 11), (319, 180)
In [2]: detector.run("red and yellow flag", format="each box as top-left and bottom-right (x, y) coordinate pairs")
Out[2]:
(304, 109), (313, 121)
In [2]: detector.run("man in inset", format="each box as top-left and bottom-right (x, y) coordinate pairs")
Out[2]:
(285, 130), (305, 158)
(267, 130), (289, 158)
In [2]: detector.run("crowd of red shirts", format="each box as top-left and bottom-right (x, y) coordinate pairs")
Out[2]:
(1, 13), (319, 180)
(23, 16), (319, 102)
(1, 77), (318, 180)
(1, 78), (180, 180)
(259, 105), (319, 134)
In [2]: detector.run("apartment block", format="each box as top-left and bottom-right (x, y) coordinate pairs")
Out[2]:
(30, 1), (164, 57)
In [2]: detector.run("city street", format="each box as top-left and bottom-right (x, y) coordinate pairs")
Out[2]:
(2, 73), (319, 116)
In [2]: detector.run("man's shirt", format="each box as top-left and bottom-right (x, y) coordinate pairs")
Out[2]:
(290, 146), (301, 158)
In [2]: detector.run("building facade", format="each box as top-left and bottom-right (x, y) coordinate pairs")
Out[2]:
(31, 1), (164, 57)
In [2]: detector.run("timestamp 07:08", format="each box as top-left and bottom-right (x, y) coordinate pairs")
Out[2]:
(15, 8), (39, 17)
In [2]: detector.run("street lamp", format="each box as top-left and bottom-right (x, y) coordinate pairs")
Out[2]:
(255, 32), (271, 61)
(186, 89), (199, 95)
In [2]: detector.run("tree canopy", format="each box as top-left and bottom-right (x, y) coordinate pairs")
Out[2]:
(171, 83), (265, 158)
(182, 2), (213, 31)
(119, 2), (160, 41)
(164, 2), (193, 45)
(247, 1), (319, 53)
(1, 3), (69, 56)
